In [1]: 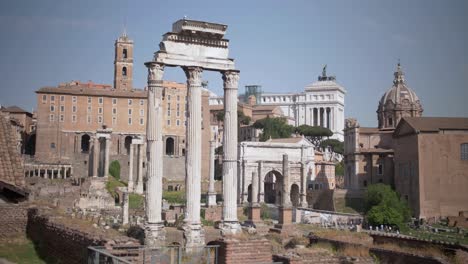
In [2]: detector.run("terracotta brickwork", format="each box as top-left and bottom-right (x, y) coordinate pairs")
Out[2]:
(0, 112), (25, 187)
(214, 238), (273, 264)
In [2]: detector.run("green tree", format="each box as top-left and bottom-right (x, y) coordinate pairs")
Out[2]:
(109, 160), (121, 180)
(320, 139), (344, 155)
(253, 116), (295, 141)
(295, 125), (333, 146)
(364, 184), (411, 229)
(216, 110), (251, 125)
(335, 160), (344, 176)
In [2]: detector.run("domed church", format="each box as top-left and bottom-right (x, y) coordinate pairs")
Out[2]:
(377, 63), (423, 129)
(344, 63), (468, 221)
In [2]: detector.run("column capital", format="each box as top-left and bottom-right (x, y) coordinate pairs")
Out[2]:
(146, 62), (165, 84)
(183, 66), (203, 87)
(222, 70), (240, 89)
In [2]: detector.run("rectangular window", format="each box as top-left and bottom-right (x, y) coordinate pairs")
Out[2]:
(112, 98), (117, 105)
(98, 107), (103, 114)
(177, 95), (180, 101)
(60, 95), (65, 102)
(128, 117), (132, 125)
(98, 97), (103, 104)
(176, 119), (180, 126)
(462, 143), (468, 160)
(49, 114), (54, 122)
(72, 105), (77, 113)
(98, 116), (103, 123)
(42, 95), (47, 103)
(72, 115), (76, 123)
(60, 105), (64, 112)
(140, 109), (144, 116)
(177, 111), (180, 117)
(378, 163), (384, 175)
(128, 109), (132, 115)
(140, 99), (144, 106)
(50, 95), (55, 102)
(50, 105), (55, 112)
(167, 95), (171, 100)
(113, 108), (117, 115)
(72, 96), (77, 103)
(87, 115), (91, 124)
(60, 114), (64, 122)
(140, 118), (144, 125)
(112, 116), (117, 125)
(88, 97), (92, 104)
(87, 106), (91, 113)
(167, 120), (171, 126)
(128, 99), (133, 105)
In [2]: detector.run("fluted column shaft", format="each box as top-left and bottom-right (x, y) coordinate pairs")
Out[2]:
(128, 143), (134, 192)
(104, 137), (111, 178)
(93, 136), (99, 177)
(222, 70), (240, 225)
(145, 62), (165, 224)
(183, 67), (203, 225)
(207, 140), (217, 207)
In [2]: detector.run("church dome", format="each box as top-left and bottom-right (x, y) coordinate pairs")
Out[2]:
(377, 63), (423, 129)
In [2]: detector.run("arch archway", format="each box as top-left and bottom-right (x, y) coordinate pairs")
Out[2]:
(165, 137), (175, 155)
(290, 184), (300, 207)
(264, 170), (283, 205)
(81, 134), (90, 153)
(124, 136), (132, 155)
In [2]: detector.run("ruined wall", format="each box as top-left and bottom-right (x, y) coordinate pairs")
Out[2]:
(0, 204), (28, 240)
(0, 113), (25, 187)
(213, 238), (273, 264)
(26, 208), (138, 264)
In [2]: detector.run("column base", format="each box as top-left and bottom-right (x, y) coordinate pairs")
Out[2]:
(144, 222), (166, 248)
(127, 182), (134, 193)
(207, 192), (217, 207)
(135, 184), (144, 195)
(219, 221), (242, 236)
(299, 201), (309, 208)
(279, 206), (293, 225)
(182, 222), (205, 249)
(248, 204), (262, 223)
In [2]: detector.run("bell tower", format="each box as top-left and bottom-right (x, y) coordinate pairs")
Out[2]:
(114, 32), (133, 90)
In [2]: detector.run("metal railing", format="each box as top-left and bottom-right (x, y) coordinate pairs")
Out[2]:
(88, 245), (220, 264)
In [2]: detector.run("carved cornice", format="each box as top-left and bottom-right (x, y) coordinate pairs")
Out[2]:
(183, 67), (203, 87)
(222, 71), (240, 89)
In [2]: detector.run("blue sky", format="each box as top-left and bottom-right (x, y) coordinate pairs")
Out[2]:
(0, 0), (466, 127)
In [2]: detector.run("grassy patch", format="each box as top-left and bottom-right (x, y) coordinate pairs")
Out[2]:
(106, 176), (127, 198)
(163, 191), (186, 204)
(0, 238), (45, 264)
(401, 228), (468, 245)
(129, 193), (144, 209)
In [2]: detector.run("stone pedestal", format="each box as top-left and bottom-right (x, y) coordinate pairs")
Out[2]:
(182, 224), (205, 250)
(248, 205), (262, 223)
(278, 206), (293, 225)
(144, 223), (166, 248)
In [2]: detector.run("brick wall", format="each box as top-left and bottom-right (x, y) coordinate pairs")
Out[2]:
(213, 238), (273, 264)
(0, 204), (28, 240)
(26, 208), (138, 264)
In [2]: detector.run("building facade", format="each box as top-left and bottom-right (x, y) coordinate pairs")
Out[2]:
(33, 33), (212, 185)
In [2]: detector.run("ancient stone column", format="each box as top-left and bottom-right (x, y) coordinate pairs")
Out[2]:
(248, 171), (261, 223)
(300, 162), (308, 208)
(182, 66), (205, 247)
(122, 190), (129, 225)
(207, 140), (217, 207)
(258, 161), (264, 203)
(135, 144), (144, 194)
(144, 62), (166, 247)
(93, 136), (99, 177)
(220, 70), (241, 235)
(128, 143), (134, 192)
(282, 154), (291, 207)
(104, 137), (111, 178)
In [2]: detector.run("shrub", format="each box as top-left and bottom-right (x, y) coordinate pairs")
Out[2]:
(129, 193), (144, 209)
(109, 160), (121, 180)
(260, 203), (271, 220)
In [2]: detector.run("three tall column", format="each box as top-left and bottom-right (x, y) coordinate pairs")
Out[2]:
(220, 70), (242, 234)
(182, 66), (205, 247)
(144, 62), (166, 247)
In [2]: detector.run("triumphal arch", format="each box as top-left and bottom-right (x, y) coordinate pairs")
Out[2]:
(144, 19), (241, 248)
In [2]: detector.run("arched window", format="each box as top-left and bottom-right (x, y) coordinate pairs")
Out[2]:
(165, 137), (175, 155)
(81, 134), (90, 153)
(122, 67), (127, 76)
(123, 49), (128, 59)
(124, 136), (132, 155)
